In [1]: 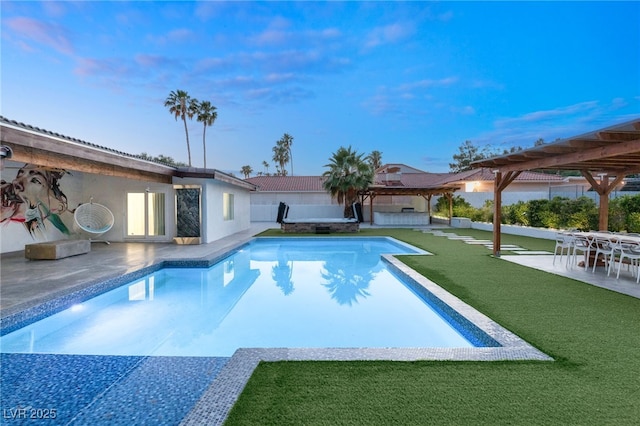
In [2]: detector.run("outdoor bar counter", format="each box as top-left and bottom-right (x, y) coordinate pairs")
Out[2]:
(373, 211), (430, 226)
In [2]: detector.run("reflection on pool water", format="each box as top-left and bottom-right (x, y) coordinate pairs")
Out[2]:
(1, 237), (485, 357)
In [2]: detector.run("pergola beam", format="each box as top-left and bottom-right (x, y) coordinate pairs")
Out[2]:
(488, 139), (640, 173)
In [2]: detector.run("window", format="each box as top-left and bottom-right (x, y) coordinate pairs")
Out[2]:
(223, 193), (234, 221)
(127, 192), (166, 237)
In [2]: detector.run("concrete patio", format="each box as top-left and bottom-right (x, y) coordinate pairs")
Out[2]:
(501, 253), (640, 299)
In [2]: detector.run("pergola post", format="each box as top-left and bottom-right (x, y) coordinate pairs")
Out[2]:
(581, 171), (626, 231)
(444, 193), (453, 225)
(369, 193), (376, 225)
(492, 171), (521, 257)
(426, 194), (432, 225)
(494, 174), (502, 257)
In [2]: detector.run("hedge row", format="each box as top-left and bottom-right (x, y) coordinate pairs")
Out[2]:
(434, 194), (640, 232)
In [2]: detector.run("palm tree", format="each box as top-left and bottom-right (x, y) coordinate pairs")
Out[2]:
(277, 133), (294, 175)
(241, 165), (253, 178)
(322, 146), (374, 218)
(272, 144), (289, 176)
(262, 160), (270, 176)
(164, 90), (197, 167)
(367, 150), (383, 171)
(195, 100), (218, 169)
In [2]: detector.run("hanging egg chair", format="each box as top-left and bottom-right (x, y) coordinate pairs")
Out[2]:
(74, 201), (114, 242)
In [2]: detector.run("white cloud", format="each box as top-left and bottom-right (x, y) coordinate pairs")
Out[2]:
(5, 17), (74, 56)
(470, 98), (640, 149)
(364, 22), (415, 49)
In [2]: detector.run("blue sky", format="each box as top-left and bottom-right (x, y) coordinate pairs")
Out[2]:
(2, 1), (639, 176)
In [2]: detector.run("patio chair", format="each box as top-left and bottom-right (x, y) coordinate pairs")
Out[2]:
(553, 233), (574, 266)
(591, 236), (618, 276)
(615, 242), (640, 283)
(570, 234), (594, 271)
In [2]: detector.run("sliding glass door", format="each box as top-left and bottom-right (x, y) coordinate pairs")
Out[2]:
(127, 192), (166, 238)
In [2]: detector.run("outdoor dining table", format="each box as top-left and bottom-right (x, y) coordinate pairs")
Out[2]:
(572, 231), (640, 269)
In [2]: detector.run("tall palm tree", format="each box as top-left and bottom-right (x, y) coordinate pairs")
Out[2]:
(367, 150), (383, 171)
(195, 100), (217, 169)
(241, 165), (253, 178)
(278, 133), (294, 176)
(164, 90), (197, 167)
(272, 144), (289, 176)
(262, 160), (270, 176)
(322, 146), (374, 218)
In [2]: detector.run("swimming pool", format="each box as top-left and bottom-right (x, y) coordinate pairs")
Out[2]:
(1, 237), (496, 357)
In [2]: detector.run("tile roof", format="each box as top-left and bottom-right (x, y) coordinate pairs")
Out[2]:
(0, 115), (169, 165)
(373, 172), (452, 187)
(245, 176), (327, 191)
(439, 168), (567, 184)
(245, 167), (567, 192)
(1, 116), (256, 189)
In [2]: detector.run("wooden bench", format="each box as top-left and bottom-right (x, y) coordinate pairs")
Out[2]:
(25, 239), (91, 260)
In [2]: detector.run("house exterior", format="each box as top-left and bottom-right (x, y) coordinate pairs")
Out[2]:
(245, 175), (342, 221)
(437, 167), (590, 206)
(245, 163), (595, 224)
(0, 117), (255, 254)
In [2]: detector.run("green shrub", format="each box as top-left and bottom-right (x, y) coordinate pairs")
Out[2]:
(434, 195), (472, 216)
(540, 210), (561, 229)
(618, 195), (640, 231)
(527, 199), (550, 228)
(478, 200), (494, 223)
(560, 197), (598, 231)
(627, 212), (640, 233)
(432, 193), (639, 232)
(504, 201), (528, 225)
(608, 197), (626, 231)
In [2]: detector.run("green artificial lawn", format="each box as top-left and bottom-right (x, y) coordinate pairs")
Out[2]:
(225, 228), (640, 425)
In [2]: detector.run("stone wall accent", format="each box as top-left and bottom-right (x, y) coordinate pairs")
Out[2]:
(281, 221), (359, 233)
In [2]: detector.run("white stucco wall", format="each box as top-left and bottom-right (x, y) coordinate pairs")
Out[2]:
(1, 161), (253, 253)
(174, 177), (251, 243)
(249, 192), (433, 222)
(250, 192), (344, 221)
(80, 172), (175, 243)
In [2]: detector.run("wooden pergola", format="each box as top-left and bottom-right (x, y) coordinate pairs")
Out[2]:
(358, 185), (458, 225)
(471, 118), (640, 256)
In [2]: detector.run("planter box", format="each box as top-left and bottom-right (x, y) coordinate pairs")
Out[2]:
(471, 222), (558, 240)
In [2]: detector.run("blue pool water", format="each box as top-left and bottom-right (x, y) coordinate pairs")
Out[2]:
(1, 237), (479, 356)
